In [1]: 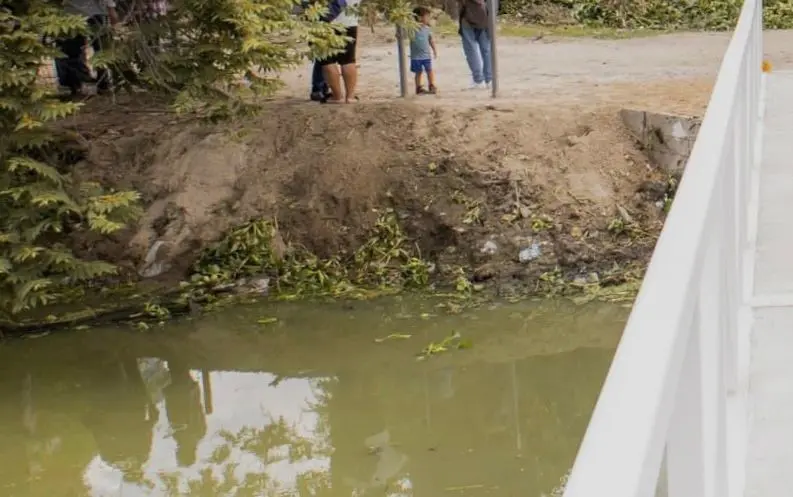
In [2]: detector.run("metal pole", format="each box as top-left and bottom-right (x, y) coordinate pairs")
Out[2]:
(396, 25), (409, 98)
(487, 0), (499, 98)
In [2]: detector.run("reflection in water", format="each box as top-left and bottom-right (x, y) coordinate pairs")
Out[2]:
(0, 299), (626, 497)
(162, 358), (207, 468)
(84, 355), (157, 474)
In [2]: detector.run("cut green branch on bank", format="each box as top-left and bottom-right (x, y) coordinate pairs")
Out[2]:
(185, 211), (432, 304)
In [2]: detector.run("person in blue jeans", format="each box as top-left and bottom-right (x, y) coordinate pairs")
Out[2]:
(301, 0), (331, 101)
(310, 61), (330, 101)
(458, 0), (493, 89)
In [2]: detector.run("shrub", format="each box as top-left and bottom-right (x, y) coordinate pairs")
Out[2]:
(0, 2), (140, 317)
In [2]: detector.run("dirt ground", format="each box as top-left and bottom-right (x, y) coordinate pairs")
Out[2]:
(279, 28), (793, 110)
(278, 28), (793, 110)
(62, 30), (793, 292)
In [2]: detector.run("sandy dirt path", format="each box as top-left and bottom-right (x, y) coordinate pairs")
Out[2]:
(278, 29), (793, 114)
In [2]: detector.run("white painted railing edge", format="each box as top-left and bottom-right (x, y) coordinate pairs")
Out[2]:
(562, 0), (762, 495)
(744, 70), (767, 304)
(729, 69), (765, 497)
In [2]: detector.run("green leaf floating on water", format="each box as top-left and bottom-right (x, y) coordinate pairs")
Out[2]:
(418, 331), (473, 359)
(257, 317), (278, 325)
(374, 333), (412, 343)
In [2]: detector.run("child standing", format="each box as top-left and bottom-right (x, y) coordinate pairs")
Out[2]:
(409, 7), (438, 95)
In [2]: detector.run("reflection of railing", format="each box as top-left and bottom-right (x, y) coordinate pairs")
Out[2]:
(563, 1), (763, 496)
(200, 369), (213, 414)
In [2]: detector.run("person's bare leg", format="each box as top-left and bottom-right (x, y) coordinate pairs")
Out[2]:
(427, 69), (437, 92)
(414, 72), (423, 93)
(340, 63), (357, 103)
(322, 64), (344, 102)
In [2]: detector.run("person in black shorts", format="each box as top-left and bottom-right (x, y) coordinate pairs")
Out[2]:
(317, 0), (360, 103)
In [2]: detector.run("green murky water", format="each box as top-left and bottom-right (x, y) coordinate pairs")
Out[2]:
(0, 298), (628, 497)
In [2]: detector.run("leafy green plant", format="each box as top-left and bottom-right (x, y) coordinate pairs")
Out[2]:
(353, 210), (430, 288)
(536, 267), (565, 296)
(531, 214), (553, 232)
(496, 0), (793, 30)
(452, 267), (473, 295)
(187, 211), (432, 301)
(0, 3), (141, 318)
(607, 217), (627, 235)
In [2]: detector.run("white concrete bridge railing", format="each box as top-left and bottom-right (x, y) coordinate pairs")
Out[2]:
(562, 1), (764, 496)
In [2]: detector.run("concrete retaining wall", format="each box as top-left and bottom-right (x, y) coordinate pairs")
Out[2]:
(620, 109), (702, 173)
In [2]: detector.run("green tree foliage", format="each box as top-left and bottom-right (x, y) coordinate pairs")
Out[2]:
(498, 0), (793, 30)
(0, 0), (417, 322)
(104, 0), (414, 117)
(0, 2), (141, 318)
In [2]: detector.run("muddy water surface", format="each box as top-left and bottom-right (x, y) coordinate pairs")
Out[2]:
(0, 298), (628, 497)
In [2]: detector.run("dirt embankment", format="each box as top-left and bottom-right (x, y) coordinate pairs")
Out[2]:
(64, 96), (675, 295)
(62, 27), (776, 295)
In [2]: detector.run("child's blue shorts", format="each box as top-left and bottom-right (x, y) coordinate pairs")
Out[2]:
(410, 59), (432, 74)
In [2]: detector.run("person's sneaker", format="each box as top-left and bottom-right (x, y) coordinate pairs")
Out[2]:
(485, 82), (492, 90)
(428, 85), (438, 94)
(469, 82), (486, 90)
(416, 86), (427, 95)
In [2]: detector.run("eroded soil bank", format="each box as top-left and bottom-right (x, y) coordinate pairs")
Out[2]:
(64, 97), (676, 299)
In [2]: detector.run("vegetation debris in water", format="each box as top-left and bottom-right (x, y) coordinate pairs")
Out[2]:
(374, 333), (412, 343)
(418, 331), (473, 360)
